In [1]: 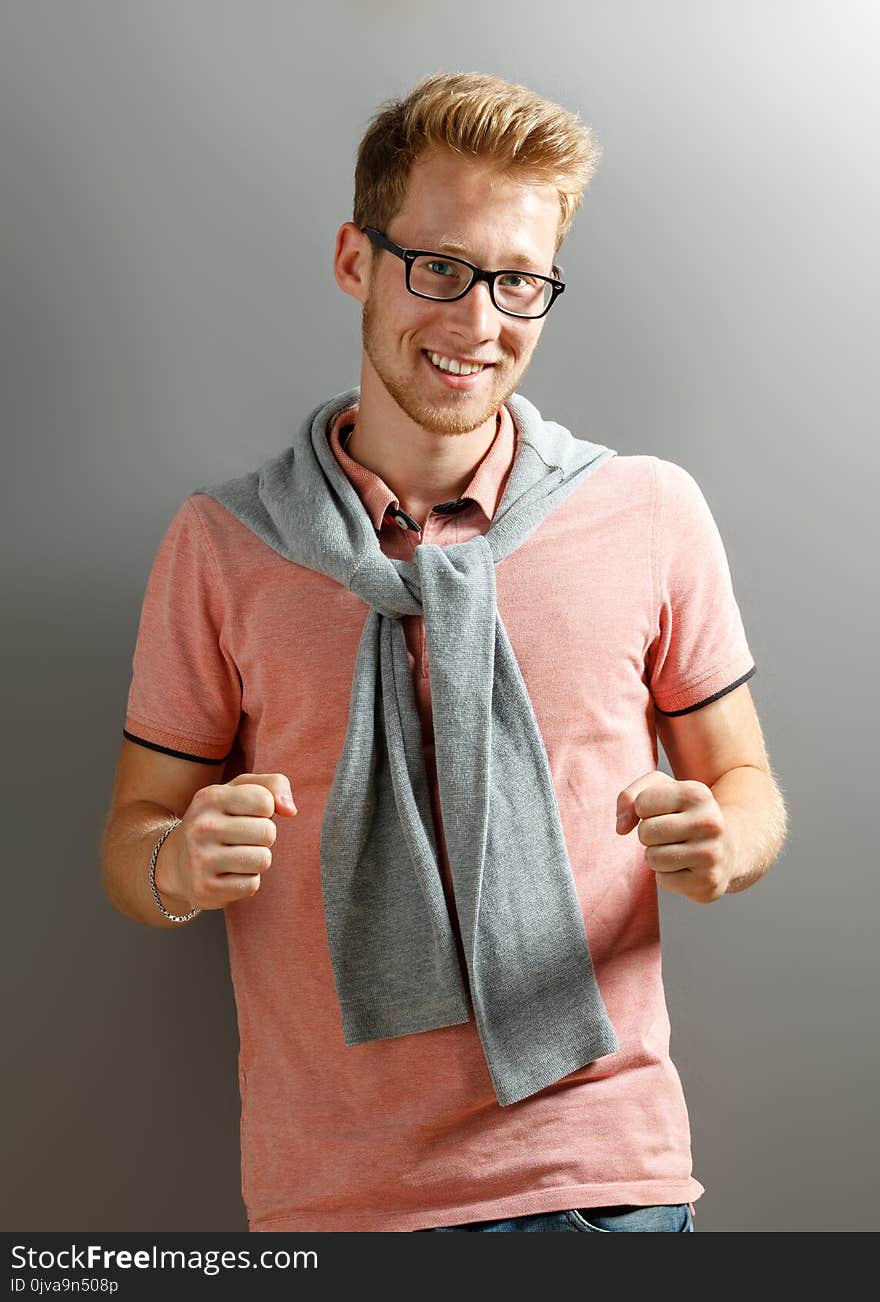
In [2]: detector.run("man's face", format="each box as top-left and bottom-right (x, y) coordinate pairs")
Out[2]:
(360, 149), (562, 436)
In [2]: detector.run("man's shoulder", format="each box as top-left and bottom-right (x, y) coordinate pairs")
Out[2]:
(187, 441), (293, 539)
(570, 447), (658, 497)
(191, 453), (275, 512)
(585, 452), (701, 502)
(179, 469), (280, 565)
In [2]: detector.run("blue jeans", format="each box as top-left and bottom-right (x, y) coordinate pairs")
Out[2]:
(418, 1203), (694, 1232)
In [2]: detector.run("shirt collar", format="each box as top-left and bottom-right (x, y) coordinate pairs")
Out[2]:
(328, 402), (516, 536)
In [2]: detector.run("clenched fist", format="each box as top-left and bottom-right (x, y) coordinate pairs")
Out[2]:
(155, 773), (297, 911)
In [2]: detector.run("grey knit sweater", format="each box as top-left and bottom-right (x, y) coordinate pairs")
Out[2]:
(196, 387), (621, 1106)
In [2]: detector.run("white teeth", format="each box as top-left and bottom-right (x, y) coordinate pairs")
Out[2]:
(428, 351), (484, 376)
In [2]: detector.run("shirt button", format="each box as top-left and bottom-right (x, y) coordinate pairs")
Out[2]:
(385, 506), (421, 533)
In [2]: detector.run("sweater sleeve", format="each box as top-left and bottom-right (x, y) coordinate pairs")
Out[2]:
(123, 495), (242, 762)
(646, 457), (756, 716)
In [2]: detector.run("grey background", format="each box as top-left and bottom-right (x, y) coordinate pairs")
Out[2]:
(3, 0), (878, 1233)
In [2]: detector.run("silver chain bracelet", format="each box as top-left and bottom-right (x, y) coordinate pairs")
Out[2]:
(149, 818), (202, 923)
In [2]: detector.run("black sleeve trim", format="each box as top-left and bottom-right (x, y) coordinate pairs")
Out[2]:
(653, 664), (756, 717)
(122, 728), (233, 765)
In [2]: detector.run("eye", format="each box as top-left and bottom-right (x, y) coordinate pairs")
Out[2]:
(425, 260), (458, 277)
(498, 273), (539, 289)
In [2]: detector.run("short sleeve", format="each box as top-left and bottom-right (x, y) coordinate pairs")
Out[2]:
(646, 458), (756, 716)
(123, 495), (242, 762)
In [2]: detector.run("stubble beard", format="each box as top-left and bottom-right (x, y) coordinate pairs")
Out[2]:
(361, 292), (525, 437)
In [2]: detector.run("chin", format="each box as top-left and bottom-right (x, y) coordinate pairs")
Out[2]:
(380, 371), (497, 436)
(405, 402), (493, 437)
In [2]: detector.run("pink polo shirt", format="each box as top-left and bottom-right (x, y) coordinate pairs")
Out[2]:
(123, 394), (755, 1232)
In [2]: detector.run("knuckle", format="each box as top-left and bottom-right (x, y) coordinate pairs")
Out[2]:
(701, 871), (724, 900)
(248, 785), (275, 816)
(212, 877), (236, 903)
(706, 843), (724, 868)
(191, 812), (217, 844)
(188, 841), (210, 872)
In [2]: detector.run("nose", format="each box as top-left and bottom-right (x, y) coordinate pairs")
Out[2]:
(444, 278), (501, 345)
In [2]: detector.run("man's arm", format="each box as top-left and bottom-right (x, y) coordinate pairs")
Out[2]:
(653, 683), (788, 894)
(101, 738), (225, 928)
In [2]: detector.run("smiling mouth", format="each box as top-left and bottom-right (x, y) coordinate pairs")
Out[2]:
(421, 349), (498, 375)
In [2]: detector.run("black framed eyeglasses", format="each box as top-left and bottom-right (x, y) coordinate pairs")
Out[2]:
(361, 227), (566, 320)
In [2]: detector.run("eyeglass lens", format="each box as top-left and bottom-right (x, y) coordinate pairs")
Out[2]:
(409, 255), (553, 317)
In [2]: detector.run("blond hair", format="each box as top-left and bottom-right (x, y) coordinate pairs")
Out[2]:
(353, 72), (602, 257)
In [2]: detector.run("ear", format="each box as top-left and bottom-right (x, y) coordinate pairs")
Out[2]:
(333, 223), (372, 304)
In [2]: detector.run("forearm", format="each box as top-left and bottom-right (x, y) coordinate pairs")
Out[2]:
(711, 765), (788, 894)
(101, 801), (199, 929)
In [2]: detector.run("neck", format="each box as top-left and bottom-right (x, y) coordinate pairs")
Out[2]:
(345, 357), (499, 529)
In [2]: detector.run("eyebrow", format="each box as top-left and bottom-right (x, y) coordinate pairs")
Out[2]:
(434, 238), (547, 272)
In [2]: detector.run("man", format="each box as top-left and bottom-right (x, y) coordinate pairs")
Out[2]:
(102, 72), (787, 1233)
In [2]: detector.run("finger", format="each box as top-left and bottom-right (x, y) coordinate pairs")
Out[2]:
(652, 868), (694, 898)
(616, 806), (638, 834)
(213, 843), (273, 876)
(215, 872), (263, 902)
(637, 811), (694, 847)
(616, 771), (674, 829)
(216, 814), (278, 847)
(225, 774), (297, 816)
(645, 839), (717, 872)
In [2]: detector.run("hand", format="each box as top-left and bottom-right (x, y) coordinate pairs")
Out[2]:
(156, 773), (298, 911)
(615, 770), (733, 903)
